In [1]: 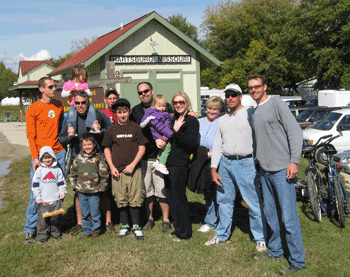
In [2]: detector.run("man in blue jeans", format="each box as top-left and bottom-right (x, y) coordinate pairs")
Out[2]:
(207, 84), (266, 252)
(248, 74), (305, 275)
(24, 77), (66, 243)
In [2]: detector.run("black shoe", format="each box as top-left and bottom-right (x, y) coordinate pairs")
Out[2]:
(24, 233), (35, 244)
(279, 265), (302, 275)
(143, 219), (154, 231)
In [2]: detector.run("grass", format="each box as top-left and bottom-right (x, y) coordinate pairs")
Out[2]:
(0, 156), (349, 276)
(0, 105), (24, 122)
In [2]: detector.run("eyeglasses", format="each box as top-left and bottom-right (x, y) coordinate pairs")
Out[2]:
(225, 91), (240, 98)
(138, 88), (151, 95)
(75, 101), (87, 105)
(248, 84), (264, 91)
(47, 84), (57, 89)
(173, 101), (186, 106)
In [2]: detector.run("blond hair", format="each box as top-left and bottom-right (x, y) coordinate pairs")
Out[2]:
(206, 96), (224, 110)
(172, 91), (192, 112)
(152, 94), (168, 108)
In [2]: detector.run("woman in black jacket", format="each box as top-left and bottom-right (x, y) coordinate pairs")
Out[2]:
(163, 91), (199, 242)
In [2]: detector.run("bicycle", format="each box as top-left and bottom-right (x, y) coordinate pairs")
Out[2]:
(64, 144), (73, 179)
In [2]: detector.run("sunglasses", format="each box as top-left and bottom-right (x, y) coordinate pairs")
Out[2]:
(138, 88), (151, 95)
(47, 84), (57, 89)
(225, 91), (240, 98)
(173, 100), (186, 106)
(248, 84), (264, 91)
(75, 101), (87, 105)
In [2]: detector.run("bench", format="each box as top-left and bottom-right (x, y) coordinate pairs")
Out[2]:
(3, 111), (12, 122)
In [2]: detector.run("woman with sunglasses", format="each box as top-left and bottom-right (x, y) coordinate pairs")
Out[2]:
(163, 92), (199, 242)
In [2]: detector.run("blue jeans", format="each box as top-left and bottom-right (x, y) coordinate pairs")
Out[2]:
(259, 168), (306, 269)
(67, 103), (97, 129)
(204, 187), (218, 229)
(24, 149), (66, 234)
(215, 156), (266, 242)
(78, 192), (101, 235)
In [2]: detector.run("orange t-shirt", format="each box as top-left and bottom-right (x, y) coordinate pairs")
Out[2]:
(26, 99), (64, 159)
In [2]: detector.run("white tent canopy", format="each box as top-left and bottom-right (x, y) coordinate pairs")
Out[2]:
(1, 97), (30, 106)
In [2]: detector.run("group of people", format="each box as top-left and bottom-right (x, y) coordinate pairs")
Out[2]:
(23, 65), (305, 275)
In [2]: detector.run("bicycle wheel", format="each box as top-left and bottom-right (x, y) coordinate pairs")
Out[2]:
(306, 171), (322, 222)
(65, 145), (73, 179)
(334, 177), (346, 228)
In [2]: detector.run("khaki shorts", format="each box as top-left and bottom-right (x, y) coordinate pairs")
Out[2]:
(141, 160), (167, 199)
(111, 168), (145, 208)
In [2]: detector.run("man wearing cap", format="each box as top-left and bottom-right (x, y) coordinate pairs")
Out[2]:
(130, 82), (172, 232)
(205, 83), (266, 252)
(248, 74), (305, 275)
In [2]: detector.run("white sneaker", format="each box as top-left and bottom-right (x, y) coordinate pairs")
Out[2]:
(205, 236), (221, 246)
(256, 241), (267, 252)
(198, 224), (211, 233)
(132, 225), (144, 240)
(118, 225), (130, 238)
(153, 160), (160, 168)
(154, 163), (169, 175)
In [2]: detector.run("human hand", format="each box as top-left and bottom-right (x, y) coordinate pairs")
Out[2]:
(92, 120), (101, 129)
(208, 152), (212, 158)
(67, 124), (75, 139)
(287, 163), (298, 179)
(211, 168), (223, 186)
(173, 115), (185, 132)
(123, 164), (135, 175)
(60, 195), (65, 199)
(155, 139), (166, 149)
(188, 111), (197, 118)
(110, 166), (120, 178)
(33, 158), (41, 171)
(36, 199), (42, 205)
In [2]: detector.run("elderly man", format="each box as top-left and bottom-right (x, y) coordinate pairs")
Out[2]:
(24, 77), (66, 243)
(59, 90), (112, 235)
(248, 74), (305, 275)
(130, 82), (172, 232)
(206, 84), (266, 252)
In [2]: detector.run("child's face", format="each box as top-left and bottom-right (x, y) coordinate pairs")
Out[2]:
(154, 101), (166, 113)
(42, 156), (54, 167)
(82, 139), (95, 155)
(116, 107), (131, 124)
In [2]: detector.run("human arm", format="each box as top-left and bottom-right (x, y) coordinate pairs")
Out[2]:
(31, 168), (42, 203)
(173, 115), (199, 149)
(211, 120), (223, 169)
(104, 147), (119, 178)
(68, 157), (79, 190)
(57, 168), (67, 197)
(123, 145), (146, 174)
(26, 105), (40, 160)
(140, 115), (156, 128)
(153, 113), (173, 139)
(287, 163), (298, 179)
(58, 116), (70, 147)
(98, 156), (110, 192)
(61, 80), (75, 98)
(211, 167), (222, 187)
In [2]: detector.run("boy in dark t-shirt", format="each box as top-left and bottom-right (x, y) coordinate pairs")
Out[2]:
(102, 98), (148, 240)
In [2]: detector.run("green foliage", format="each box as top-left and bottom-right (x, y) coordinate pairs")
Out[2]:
(0, 62), (17, 100)
(168, 14), (200, 44)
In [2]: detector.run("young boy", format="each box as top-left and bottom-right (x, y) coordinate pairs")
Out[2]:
(69, 133), (109, 240)
(32, 146), (67, 243)
(102, 98), (148, 240)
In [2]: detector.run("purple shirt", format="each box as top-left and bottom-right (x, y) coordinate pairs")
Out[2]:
(141, 107), (173, 140)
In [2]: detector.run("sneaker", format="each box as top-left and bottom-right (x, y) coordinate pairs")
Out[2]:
(143, 218), (155, 231)
(154, 163), (169, 175)
(279, 265), (302, 275)
(198, 224), (211, 233)
(160, 220), (171, 233)
(90, 127), (101, 134)
(132, 225), (144, 240)
(91, 230), (99, 240)
(153, 160), (160, 168)
(24, 233), (35, 244)
(173, 237), (183, 242)
(79, 234), (91, 239)
(254, 253), (282, 260)
(69, 224), (83, 236)
(118, 225), (130, 238)
(205, 237), (221, 246)
(106, 222), (116, 234)
(256, 241), (267, 252)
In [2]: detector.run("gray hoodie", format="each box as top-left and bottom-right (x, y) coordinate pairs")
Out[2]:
(31, 146), (67, 203)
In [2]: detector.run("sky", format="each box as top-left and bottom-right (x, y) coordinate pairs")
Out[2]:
(0, 0), (222, 73)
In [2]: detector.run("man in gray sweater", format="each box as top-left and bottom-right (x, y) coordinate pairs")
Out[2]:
(248, 74), (305, 275)
(206, 84), (266, 252)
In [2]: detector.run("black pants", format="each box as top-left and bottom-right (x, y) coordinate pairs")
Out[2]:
(165, 166), (192, 239)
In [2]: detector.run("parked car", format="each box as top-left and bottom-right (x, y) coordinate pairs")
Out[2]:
(305, 98), (318, 107)
(332, 150), (350, 174)
(284, 99), (306, 108)
(296, 107), (341, 129)
(290, 107), (310, 117)
(303, 108), (350, 165)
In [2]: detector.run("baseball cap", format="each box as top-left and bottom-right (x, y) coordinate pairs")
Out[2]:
(223, 84), (242, 94)
(112, 98), (130, 110)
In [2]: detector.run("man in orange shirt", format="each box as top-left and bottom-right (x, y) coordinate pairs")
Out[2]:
(24, 77), (66, 244)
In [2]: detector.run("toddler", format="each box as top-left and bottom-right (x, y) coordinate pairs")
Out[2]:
(31, 146), (67, 243)
(61, 65), (99, 134)
(140, 94), (173, 174)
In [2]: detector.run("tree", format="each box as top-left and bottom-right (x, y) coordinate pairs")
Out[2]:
(0, 62), (17, 100)
(168, 14), (200, 44)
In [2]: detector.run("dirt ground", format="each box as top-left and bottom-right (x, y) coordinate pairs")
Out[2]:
(0, 132), (30, 163)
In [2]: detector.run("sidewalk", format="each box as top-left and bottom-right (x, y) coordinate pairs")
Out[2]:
(0, 122), (28, 147)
